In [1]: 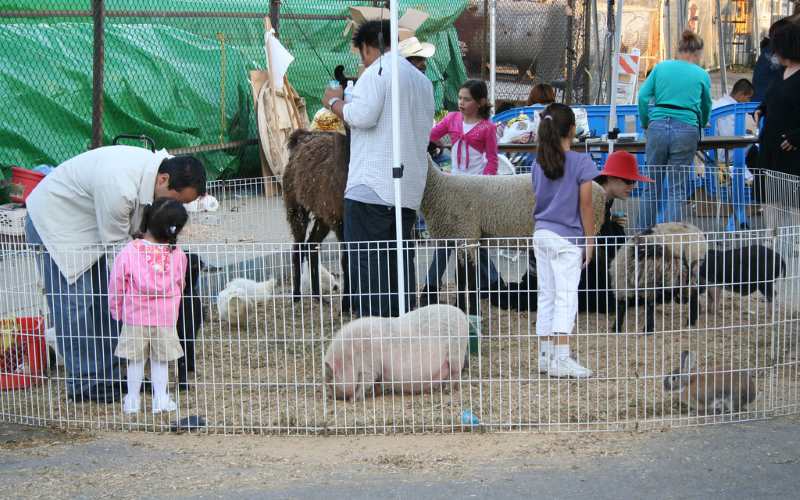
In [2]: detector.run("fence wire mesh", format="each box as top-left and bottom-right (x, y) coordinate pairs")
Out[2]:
(1, 166), (799, 434)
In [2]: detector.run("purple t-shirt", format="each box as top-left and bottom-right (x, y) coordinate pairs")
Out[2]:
(532, 151), (599, 239)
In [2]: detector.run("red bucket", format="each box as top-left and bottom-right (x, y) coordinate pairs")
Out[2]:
(9, 167), (46, 204)
(1, 316), (47, 390)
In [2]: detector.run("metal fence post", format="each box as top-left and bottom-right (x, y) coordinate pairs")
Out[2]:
(565, 0), (575, 105)
(91, 0), (105, 149)
(270, 0), (280, 38)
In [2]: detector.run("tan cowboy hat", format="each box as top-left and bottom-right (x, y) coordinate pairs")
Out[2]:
(398, 36), (436, 59)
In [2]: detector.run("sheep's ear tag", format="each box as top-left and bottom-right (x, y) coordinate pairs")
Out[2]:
(393, 164), (404, 179)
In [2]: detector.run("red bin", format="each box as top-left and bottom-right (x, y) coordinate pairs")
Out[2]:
(9, 167), (46, 204)
(0, 316), (47, 390)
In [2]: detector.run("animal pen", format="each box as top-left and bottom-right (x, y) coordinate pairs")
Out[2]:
(1, 166), (799, 434)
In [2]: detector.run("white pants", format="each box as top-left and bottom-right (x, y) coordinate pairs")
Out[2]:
(533, 229), (583, 336)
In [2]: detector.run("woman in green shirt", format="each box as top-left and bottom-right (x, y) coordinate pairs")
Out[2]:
(636, 30), (712, 229)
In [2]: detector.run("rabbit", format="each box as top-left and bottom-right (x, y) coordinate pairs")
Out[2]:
(663, 351), (757, 415)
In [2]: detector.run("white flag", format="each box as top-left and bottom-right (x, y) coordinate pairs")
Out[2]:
(265, 28), (294, 90)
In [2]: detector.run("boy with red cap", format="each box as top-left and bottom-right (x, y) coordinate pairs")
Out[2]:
(579, 151), (654, 314)
(595, 151), (654, 235)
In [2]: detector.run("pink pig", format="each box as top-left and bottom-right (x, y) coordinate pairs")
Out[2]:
(324, 304), (471, 401)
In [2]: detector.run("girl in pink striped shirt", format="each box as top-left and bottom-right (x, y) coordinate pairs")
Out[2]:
(109, 198), (189, 415)
(430, 80), (499, 175)
(424, 80), (500, 296)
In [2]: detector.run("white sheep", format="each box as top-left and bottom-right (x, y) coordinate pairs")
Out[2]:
(609, 222), (708, 333)
(419, 158), (608, 313)
(217, 278), (277, 322)
(324, 304), (470, 401)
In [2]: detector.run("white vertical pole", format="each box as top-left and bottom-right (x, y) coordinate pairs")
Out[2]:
(390, 1), (406, 315)
(489, 0), (497, 110)
(608, 0), (624, 135)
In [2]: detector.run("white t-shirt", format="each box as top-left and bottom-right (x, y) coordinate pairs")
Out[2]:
(452, 121), (488, 176)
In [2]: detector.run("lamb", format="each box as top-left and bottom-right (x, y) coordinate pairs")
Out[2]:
(700, 244), (786, 305)
(609, 222), (708, 334)
(419, 161), (608, 313)
(323, 304), (470, 401)
(217, 278), (277, 322)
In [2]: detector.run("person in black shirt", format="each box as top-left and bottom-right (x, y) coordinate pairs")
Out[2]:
(756, 20), (800, 180)
(752, 18), (792, 103)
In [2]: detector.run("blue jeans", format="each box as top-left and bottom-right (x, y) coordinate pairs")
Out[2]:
(637, 118), (700, 229)
(424, 246), (500, 292)
(25, 217), (121, 398)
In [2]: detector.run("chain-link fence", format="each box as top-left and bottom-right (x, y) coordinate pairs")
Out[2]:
(1, 1), (468, 179)
(454, 0), (588, 106)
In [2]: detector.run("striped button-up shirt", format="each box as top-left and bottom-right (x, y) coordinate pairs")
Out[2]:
(343, 52), (435, 210)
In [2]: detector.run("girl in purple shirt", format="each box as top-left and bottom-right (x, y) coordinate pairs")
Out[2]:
(532, 104), (597, 379)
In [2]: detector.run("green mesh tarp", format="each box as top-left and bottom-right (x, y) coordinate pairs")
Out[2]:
(0, 1), (468, 178)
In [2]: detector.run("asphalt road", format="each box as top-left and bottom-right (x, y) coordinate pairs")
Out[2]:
(2, 416), (798, 499)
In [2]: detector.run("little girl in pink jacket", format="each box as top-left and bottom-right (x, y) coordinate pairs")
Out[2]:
(109, 198), (189, 415)
(430, 80), (498, 176)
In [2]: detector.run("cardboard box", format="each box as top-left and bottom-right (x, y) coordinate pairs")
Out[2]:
(345, 6), (429, 51)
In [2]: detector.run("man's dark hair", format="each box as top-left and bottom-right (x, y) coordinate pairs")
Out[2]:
(158, 156), (207, 196)
(771, 20), (800, 61)
(352, 20), (391, 51)
(731, 78), (754, 96)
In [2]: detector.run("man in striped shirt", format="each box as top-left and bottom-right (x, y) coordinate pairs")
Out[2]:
(323, 19), (435, 317)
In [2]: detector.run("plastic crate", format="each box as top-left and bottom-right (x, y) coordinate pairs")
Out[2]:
(9, 167), (45, 204)
(0, 203), (27, 237)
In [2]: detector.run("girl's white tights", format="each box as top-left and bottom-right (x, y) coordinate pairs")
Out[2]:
(149, 360), (169, 401)
(126, 360), (145, 400)
(126, 359), (170, 403)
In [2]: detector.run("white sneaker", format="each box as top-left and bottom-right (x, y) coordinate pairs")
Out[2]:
(538, 341), (552, 374)
(122, 395), (141, 415)
(538, 350), (550, 374)
(152, 395), (177, 414)
(547, 356), (593, 379)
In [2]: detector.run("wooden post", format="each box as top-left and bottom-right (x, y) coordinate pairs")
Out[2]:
(91, 0), (105, 149)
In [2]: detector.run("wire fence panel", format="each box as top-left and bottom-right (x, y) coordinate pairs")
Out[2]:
(2, 168), (799, 434)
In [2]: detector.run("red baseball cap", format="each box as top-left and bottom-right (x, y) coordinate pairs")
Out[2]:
(598, 151), (654, 183)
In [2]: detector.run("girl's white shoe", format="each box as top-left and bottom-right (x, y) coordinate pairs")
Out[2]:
(122, 395), (141, 415)
(152, 395), (177, 414)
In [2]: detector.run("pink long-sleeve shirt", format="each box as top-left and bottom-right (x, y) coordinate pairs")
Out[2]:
(108, 239), (187, 327)
(430, 112), (498, 175)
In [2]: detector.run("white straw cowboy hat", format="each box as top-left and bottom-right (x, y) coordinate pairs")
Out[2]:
(398, 36), (436, 59)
